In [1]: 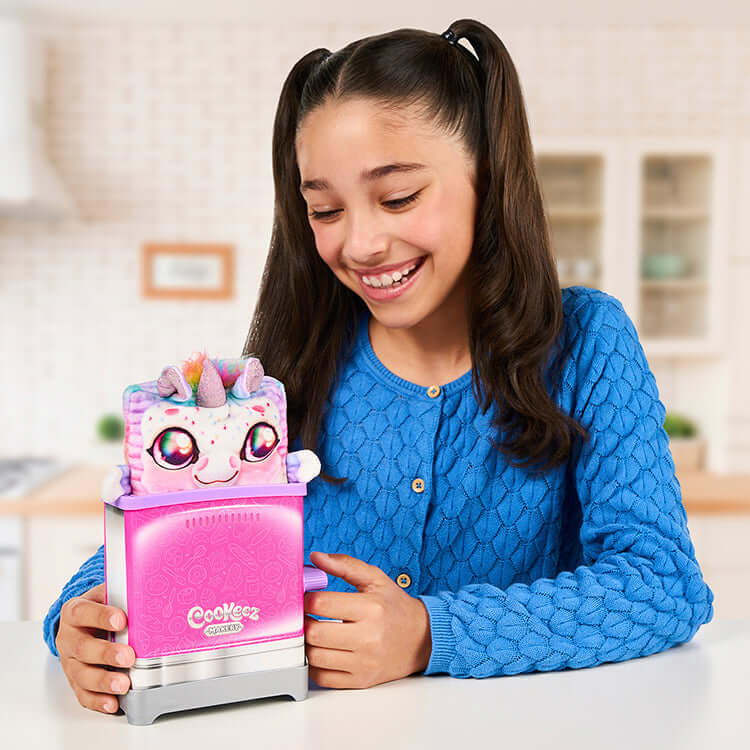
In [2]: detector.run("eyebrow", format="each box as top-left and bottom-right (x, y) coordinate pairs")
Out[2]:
(299, 162), (428, 194)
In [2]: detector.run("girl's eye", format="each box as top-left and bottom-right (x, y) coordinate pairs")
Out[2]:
(149, 428), (198, 470)
(309, 191), (421, 221)
(241, 422), (279, 462)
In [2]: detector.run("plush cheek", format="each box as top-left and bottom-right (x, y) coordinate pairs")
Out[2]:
(140, 459), (196, 493)
(237, 455), (286, 484)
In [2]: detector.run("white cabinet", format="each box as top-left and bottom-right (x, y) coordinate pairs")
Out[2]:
(687, 514), (750, 619)
(25, 515), (103, 622)
(533, 136), (625, 295)
(623, 138), (730, 359)
(533, 136), (729, 358)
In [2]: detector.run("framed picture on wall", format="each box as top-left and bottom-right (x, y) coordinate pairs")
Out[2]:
(142, 243), (234, 300)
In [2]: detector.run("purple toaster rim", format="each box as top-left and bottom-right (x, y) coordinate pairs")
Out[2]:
(104, 482), (308, 511)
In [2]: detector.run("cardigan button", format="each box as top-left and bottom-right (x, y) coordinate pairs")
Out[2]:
(396, 573), (412, 588)
(427, 385), (441, 398)
(411, 478), (425, 493)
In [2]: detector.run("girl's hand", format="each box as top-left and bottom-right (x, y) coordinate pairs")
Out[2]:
(304, 551), (432, 689)
(55, 582), (136, 714)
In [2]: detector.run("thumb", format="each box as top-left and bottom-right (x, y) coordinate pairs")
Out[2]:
(309, 551), (388, 592)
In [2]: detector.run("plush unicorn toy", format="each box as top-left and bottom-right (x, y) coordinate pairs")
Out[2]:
(102, 352), (321, 501)
(101, 353), (326, 725)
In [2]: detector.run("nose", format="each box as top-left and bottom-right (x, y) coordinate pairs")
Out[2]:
(343, 205), (389, 265)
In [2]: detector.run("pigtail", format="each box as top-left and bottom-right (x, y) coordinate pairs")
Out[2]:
(445, 19), (588, 474)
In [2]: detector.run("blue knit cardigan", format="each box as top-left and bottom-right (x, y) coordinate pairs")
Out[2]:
(44, 286), (714, 677)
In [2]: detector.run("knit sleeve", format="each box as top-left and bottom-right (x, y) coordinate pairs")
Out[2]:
(418, 295), (714, 677)
(42, 545), (106, 658)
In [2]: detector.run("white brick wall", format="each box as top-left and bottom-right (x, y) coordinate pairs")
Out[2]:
(1, 16), (749, 471)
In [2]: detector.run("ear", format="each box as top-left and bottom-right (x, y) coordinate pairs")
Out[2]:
(157, 365), (192, 401)
(230, 357), (265, 400)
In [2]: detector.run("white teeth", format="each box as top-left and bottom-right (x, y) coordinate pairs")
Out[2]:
(377, 275), (393, 287)
(362, 260), (421, 287)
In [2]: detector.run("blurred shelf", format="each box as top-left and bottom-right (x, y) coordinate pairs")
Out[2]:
(559, 277), (599, 288)
(640, 278), (708, 292)
(546, 207), (601, 221)
(642, 208), (711, 221)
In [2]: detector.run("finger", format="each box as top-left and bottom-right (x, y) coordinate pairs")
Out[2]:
(304, 590), (369, 622)
(66, 657), (131, 697)
(64, 596), (128, 634)
(308, 666), (358, 690)
(304, 616), (359, 651)
(66, 627), (135, 668)
(309, 552), (389, 591)
(81, 582), (107, 604)
(306, 645), (358, 673)
(70, 682), (121, 714)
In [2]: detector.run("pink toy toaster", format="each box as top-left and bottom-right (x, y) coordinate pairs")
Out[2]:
(101, 353), (326, 725)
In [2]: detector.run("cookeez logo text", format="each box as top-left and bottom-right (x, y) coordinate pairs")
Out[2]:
(187, 602), (260, 637)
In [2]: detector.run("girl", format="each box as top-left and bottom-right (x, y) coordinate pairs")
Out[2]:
(46, 18), (713, 713)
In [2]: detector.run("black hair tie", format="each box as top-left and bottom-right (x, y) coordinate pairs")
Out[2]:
(441, 29), (458, 45)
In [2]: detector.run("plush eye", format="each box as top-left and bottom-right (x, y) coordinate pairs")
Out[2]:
(241, 422), (278, 462)
(148, 428), (198, 470)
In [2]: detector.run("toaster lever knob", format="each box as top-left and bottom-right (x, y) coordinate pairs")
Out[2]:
(303, 565), (329, 592)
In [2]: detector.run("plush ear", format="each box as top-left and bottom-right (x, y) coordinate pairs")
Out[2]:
(157, 365), (192, 401)
(230, 357), (265, 400)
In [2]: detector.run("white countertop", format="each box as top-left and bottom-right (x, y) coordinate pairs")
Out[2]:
(5, 619), (749, 748)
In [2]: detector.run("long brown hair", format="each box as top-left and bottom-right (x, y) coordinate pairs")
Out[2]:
(243, 18), (588, 484)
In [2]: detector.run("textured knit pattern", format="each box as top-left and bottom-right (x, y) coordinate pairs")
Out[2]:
(43, 286), (714, 677)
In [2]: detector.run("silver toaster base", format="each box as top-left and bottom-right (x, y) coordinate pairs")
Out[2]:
(124, 637), (306, 689)
(119, 661), (309, 726)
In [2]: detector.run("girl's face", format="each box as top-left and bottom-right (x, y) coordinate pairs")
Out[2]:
(295, 98), (479, 330)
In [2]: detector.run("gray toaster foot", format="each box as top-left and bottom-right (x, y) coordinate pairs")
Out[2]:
(118, 662), (309, 725)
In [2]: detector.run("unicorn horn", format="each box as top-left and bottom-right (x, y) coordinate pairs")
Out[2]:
(196, 358), (226, 407)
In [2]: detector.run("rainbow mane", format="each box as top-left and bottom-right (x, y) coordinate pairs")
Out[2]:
(180, 351), (246, 395)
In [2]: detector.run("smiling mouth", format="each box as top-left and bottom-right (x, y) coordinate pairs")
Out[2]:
(194, 470), (239, 486)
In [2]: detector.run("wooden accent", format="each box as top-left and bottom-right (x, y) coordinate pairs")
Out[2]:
(0, 465), (106, 516)
(678, 470), (750, 515)
(141, 243), (233, 300)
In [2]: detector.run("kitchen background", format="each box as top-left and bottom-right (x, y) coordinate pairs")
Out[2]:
(1, 1), (749, 624)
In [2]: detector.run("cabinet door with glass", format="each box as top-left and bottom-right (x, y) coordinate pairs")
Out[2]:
(623, 138), (729, 357)
(532, 137), (629, 306)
